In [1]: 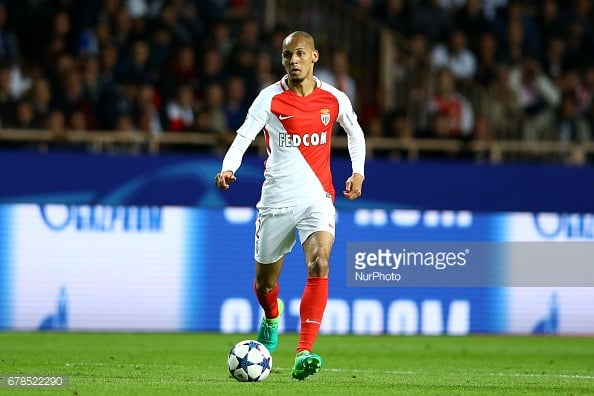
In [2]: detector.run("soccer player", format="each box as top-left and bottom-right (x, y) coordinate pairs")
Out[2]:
(214, 31), (366, 380)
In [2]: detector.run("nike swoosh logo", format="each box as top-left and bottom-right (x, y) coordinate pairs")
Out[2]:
(279, 115), (294, 120)
(305, 318), (321, 324)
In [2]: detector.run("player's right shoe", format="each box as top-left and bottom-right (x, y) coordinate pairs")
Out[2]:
(291, 350), (323, 380)
(257, 298), (284, 353)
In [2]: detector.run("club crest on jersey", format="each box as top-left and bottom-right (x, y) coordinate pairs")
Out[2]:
(320, 108), (331, 126)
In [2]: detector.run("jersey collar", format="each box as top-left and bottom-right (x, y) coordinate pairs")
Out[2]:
(280, 75), (322, 91)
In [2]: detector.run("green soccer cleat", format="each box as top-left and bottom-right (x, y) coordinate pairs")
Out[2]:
(291, 351), (323, 380)
(257, 298), (284, 353)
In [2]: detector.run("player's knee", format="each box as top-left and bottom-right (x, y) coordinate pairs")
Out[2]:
(254, 277), (277, 294)
(307, 256), (329, 277)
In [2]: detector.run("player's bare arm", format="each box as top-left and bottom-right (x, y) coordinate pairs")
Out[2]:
(343, 172), (364, 200)
(214, 171), (236, 190)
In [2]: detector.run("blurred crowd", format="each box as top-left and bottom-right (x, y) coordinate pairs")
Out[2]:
(0, 0), (592, 161)
(361, 0), (594, 162)
(0, 0), (277, 153)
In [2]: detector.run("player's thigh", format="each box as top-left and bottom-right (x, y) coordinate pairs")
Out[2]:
(296, 198), (336, 248)
(254, 207), (297, 264)
(302, 230), (334, 264)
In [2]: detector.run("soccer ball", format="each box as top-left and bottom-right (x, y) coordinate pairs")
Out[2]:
(227, 339), (272, 382)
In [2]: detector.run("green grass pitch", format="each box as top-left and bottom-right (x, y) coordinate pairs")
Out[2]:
(1, 332), (593, 395)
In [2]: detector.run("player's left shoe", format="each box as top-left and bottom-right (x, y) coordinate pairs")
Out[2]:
(291, 350), (323, 380)
(257, 298), (284, 353)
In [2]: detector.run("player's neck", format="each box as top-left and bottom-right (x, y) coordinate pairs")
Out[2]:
(288, 78), (316, 97)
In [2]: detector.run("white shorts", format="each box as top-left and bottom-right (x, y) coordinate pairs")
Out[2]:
(254, 198), (336, 264)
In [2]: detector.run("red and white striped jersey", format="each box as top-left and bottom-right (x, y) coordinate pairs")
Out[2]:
(223, 75), (366, 208)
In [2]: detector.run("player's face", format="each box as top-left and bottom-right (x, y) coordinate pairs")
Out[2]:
(281, 36), (318, 83)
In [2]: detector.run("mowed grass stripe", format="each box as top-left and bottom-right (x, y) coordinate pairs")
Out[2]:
(1, 333), (593, 395)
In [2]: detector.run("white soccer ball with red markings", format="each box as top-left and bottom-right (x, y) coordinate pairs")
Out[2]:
(227, 339), (272, 382)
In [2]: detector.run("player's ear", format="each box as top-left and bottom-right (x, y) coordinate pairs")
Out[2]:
(312, 50), (319, 63)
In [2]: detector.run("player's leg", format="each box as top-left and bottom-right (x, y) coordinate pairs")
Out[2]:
(254, 258), (284, 317)
(291, 230), (332, 380)
(253, 207), (295, 353)
(299, 230), (332, 350)
(254, 258), (285, 353)
(292, 198), (335, 380)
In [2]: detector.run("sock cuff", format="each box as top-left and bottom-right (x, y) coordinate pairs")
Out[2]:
(305, 277), (328, 286)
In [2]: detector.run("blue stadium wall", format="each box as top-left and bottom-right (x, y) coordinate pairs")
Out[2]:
(0, 150), (593, 334)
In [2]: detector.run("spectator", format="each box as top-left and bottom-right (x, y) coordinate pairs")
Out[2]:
(0, 4), (21, 63)
(154, 2), (195, 47)
(223, 75), (248, 132)
(111, 7), (135, 56)
(562, 21), (593, 70)
(254, 51), (278, 92)
(398, 32), (433, 132)
(508, 57), (561, 141)
(581, 65), (594, 114)
(231, 16), (265, 55)
(115, 113), (136, 131)
(8, 99), (40, 129)
(263, 24), (288, 78)
(134, 82), (163, 135)
(382, 108), (414, 159)
(173, 0), (206, 45)
(497, 19), (529, 68)
(482, 0), (509, 22)
(196, 46), (228, 97)
(473, 32), (500, 87)
(205, 20), (235, 59)
(227, 16), (265, 99)
(69, 110), (88, 131)
(0, 63), (15, 126)
(540, 36), (567, 82)
(557, 68), (590, 114)
(316, 49), (358, 106)
(97, 42), (120, 91)
(44, 10), (77, 64)
(78, 14), (111, 57)
(163, 45), (199, 99)
(194, 81), (232, 154)
(28, 77), (54, 126)
(46, 109), (74, 151)
(80, 56), (102, 107)
(410, 0), (453, 46)
(426, 68), (475, 138)
(116, 40), (153, 84)
(453, 0), (492, 52)
(373, 0), (411, 37)
(46, 108), (66, 133)
(96, 75), (137, 130)
(197, 82), (228, 135)
(430, 28), (477, 79)
(481, 65), (522, 139)
(146, 24), (175, 81)
(546, 92), (591, 144)
(534, 0), (564, 60)
(165, 83), (195, 132)
(54, 69), (98, 129)
(492, 0), (540, 58)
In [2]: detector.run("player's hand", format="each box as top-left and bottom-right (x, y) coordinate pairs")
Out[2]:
(343, 173), (364, 200)
(214, 171), (236, 190)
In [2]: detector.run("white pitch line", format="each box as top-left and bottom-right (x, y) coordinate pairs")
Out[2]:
(65, 363), (594, 380)
(489, 373), (594, 380)
(277, 367), (594, 380)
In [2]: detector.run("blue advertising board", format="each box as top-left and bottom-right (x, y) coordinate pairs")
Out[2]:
(2, 203), (592, 335)
(0, 150), (593, 335)
(0, 150), (593, 212)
